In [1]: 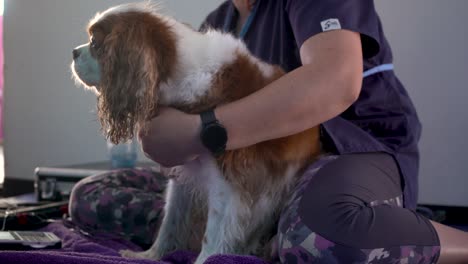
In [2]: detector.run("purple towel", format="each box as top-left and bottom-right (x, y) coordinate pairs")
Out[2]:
(0, 222), (268, 264)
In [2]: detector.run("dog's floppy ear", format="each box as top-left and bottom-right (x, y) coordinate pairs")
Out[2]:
(96, 12), (176, 144)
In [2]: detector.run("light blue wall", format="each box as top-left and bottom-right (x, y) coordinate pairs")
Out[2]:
(375, 0), (468, 206)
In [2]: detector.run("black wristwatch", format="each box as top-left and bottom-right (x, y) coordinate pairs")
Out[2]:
(200, 110), (228, 157)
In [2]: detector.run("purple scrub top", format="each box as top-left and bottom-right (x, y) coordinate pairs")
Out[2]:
(200, 0), (422, 209)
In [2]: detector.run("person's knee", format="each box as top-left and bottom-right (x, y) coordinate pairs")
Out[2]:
(277, 178), (377, 261)
(278, 199), (374, 263)
(299, 186), (376, 245)
(295, 155), (397, 247)
(68, 173), (109, 225)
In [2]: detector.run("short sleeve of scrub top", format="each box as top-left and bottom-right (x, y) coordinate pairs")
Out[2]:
(285, 0), (381, 59)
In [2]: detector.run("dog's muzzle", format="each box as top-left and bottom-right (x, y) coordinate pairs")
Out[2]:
(72, 43), (101, 87)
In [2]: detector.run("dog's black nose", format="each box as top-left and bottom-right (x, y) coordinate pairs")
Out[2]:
(72, 48), (81, 59)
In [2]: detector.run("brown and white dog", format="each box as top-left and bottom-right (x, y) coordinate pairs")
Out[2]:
(71, 3), (322, 263)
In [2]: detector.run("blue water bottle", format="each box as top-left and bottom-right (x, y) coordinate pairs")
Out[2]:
(107, 138), (138, 169)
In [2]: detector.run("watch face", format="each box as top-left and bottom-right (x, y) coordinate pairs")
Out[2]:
(201, 123), (227, 152)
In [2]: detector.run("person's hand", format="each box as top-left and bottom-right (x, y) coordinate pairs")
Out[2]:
(137, 107), (206, 167)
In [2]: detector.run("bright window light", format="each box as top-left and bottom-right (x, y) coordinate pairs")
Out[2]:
(0, 0), (3, 16)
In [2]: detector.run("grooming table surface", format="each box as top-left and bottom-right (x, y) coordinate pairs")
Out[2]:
(0, 221), (268, 264)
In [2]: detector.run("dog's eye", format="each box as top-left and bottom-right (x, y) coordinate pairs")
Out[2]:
(90, 36), (99, 49)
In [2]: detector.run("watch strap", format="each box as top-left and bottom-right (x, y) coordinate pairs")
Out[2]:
(199, 109), (227, 157)
(200, 110), (217, 126)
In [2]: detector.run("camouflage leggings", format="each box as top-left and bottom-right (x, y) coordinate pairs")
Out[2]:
(69, 153), (440, 263)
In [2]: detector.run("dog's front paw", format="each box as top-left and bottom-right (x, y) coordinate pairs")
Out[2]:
(120, 249), (159, 260)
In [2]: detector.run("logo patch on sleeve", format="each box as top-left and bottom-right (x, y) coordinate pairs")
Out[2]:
(321, 18), (341, 32)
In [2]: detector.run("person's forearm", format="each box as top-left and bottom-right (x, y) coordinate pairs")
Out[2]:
(217, 61), (363, 150)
